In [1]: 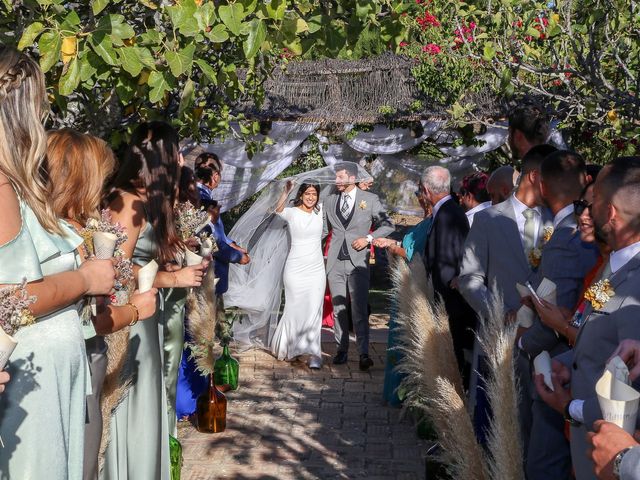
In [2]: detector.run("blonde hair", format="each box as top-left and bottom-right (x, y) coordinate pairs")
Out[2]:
(0, 46), (59, 232)
(47, 129), (116, 223)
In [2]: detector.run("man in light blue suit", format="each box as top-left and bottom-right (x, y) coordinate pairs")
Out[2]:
(520, 150), (599, 479)
(459, 144), (556, 457)
(536, 157), (640, 479)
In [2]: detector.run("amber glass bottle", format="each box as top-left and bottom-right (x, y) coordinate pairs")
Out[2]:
(195, 374), (227, 433)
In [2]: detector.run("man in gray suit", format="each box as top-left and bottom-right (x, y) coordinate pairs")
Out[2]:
(458, 144), (556, 457)
(323, 162), (393, 370)
(535, 157), (640, 480)
(520, 150), (599, 480)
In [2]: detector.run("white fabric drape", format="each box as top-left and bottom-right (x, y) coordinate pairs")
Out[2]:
(181, 120), (566, 213)
(343, 121), (443, 154)
(182, 122), (318, 212)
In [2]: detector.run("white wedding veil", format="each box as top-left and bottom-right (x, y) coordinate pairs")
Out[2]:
(224, 162), (372, 351)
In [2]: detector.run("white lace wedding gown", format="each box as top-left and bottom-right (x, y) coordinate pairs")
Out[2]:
(270, 205), (326, 360)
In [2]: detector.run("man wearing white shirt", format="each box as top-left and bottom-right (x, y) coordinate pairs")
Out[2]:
(458, 172), (491, 227)
(535, 157), (640, 480)
(521, 150), (598, 480)
(458, 144), (556, 461)
(323, 162), (393, 370)
(422, 166), (476, 384)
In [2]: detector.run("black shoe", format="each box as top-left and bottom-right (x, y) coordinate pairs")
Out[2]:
(359, 354), (374, 371)
(333, 352), (348, 365)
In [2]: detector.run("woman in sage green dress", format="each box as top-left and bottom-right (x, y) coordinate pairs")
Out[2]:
(0, 47), (116, 480)
(45, 128), (160, 480)
(101, 122), (206, 479)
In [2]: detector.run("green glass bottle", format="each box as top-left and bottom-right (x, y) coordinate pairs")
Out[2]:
(214, 344), (239, 390)
(169, 435), (182, 480)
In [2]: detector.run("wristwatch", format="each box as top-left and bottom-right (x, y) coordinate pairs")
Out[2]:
(613, 447), (633, 479)
(563, 401), (582, 427)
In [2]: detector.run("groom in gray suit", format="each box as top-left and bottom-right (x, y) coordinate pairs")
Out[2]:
(323, 162), (393, 370)
(536, 157), (640, 480)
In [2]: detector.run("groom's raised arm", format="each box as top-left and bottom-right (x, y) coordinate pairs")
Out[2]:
(370, 194), (393, 239)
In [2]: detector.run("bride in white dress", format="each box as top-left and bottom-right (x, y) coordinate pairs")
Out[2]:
(225, 165), (372, 368)
(270, 181), (325, 368)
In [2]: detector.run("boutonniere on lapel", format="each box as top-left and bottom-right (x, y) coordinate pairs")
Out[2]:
(528, 248), (542, 269)
(584, 279), (615, 310)
(528, 227), (554, 269)
(359, 200), (367, 210)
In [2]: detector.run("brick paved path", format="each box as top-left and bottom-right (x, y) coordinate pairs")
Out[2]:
(179, 324), (426, 479)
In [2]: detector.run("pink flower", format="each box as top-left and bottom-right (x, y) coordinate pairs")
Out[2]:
(422, 43), (441, 54)
(399, 41), (409, 47)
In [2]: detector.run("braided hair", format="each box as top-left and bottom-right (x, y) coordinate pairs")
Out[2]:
(0, 46), (59, 233)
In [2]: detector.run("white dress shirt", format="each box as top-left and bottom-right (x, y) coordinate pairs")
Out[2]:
(340, 187), (357, 217)
(553, 203), (575, 229)
(465, 201), (491, 227)
(510, 194), (542, 249)
(569, 240), (640, 423)
(610, 241), (640, 275)
(432, 195), (452, 220)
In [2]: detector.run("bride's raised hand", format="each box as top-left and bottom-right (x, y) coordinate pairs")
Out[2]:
(284, 180), (295, 194)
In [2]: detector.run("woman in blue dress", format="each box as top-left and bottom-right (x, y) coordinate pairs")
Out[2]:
(0, 47), (116, 480)
(375, 192), (432, 406)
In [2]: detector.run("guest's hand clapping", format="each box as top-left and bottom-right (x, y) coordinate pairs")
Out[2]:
(372, 238), (394, 248)
(79, 258), (117, 295)
(610, 339), (640, 381)
(0, 370), (9, 394)
(129, 288), (159, 321)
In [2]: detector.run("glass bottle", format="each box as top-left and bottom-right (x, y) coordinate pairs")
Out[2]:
(214, 344), (239, 390)
(169, 435), (182, 480)
(195, 373), (227, 433)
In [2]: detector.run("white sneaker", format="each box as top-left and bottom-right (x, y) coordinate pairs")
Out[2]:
(308, 356), (322, 369)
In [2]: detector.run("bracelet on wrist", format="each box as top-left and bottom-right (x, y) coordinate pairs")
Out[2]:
(126, 302), (139, 326)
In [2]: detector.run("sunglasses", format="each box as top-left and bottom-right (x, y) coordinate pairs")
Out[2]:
(573, 199), (593, 216)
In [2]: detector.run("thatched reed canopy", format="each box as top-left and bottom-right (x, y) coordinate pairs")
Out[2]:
(235, 53), (504, 125)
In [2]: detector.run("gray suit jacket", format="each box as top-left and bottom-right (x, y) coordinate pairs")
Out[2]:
(458, 198), (553, 319)
(322, 189), (393, 272)
(621, 446), (640, 480)
(555, 251), (640, 429)
(520, 212), (599, 358)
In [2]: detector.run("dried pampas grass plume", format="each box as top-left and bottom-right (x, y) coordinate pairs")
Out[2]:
(394, 255), (486, 480)
(431, 376), (488, 480)
(98, 326), (132, 467)
(478, 293), (524, 480)
(185, 266), (219, 375)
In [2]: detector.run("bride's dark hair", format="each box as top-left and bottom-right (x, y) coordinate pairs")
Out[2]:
(292, 182), (320, 212)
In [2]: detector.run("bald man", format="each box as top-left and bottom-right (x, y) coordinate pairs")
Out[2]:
(487, 165), (518, 205)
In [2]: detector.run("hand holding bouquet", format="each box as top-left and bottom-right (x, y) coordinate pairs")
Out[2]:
(80, 209), (134, 306)
(0, 279), (37, 369)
